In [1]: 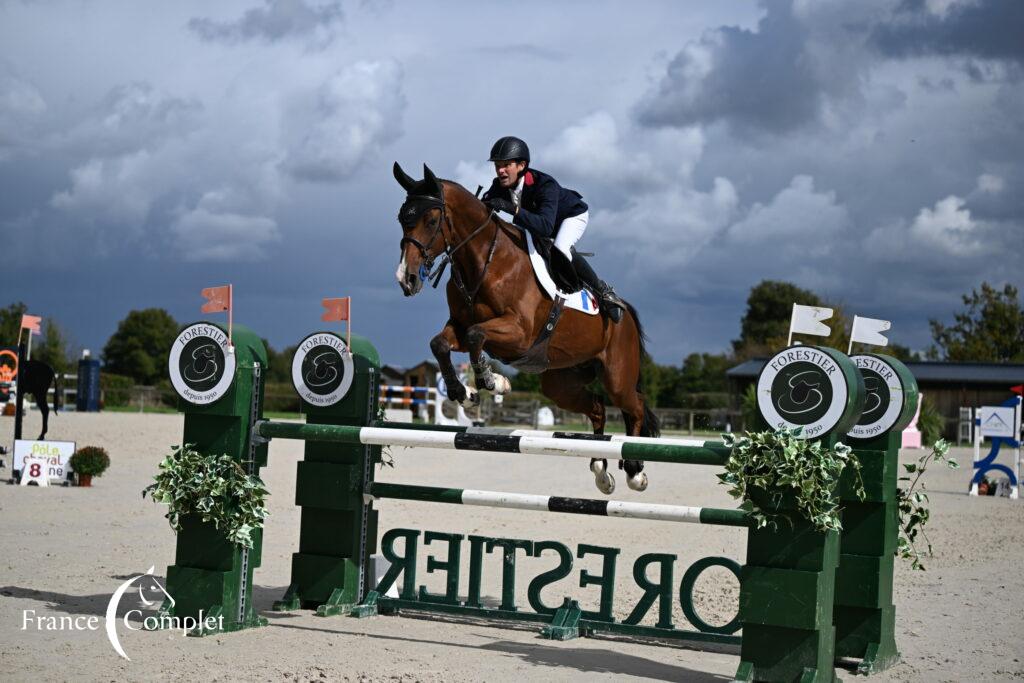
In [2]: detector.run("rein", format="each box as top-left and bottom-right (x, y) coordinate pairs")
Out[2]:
(401, 191), (505, 305)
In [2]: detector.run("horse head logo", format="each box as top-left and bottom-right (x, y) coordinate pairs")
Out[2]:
(182, 344), (218, 384)
(304, 351), (340, 389)
(776, 370), (825, 417)
(105, 566), (173, 661)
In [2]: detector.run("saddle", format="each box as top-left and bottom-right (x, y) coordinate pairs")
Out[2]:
(529, 236), (581, 294)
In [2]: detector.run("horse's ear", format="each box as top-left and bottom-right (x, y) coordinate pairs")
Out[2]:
(423, 164), (442, 197)
(393, 162), (417, 192)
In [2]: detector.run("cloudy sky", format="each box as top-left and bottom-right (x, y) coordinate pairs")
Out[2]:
(1, 0), (1021, 366)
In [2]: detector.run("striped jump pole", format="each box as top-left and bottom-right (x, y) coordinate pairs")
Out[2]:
(255, 420), (732, 466)
(377, 419), (720, 448)
(366, 482), (751, 527)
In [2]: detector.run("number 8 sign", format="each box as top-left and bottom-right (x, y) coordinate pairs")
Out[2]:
(20, 456), (50, 486)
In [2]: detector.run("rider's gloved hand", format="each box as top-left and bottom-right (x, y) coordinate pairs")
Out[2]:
(484, 197), (516, 215)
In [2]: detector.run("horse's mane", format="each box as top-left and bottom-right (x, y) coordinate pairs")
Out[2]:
(439, 179), (527, 249)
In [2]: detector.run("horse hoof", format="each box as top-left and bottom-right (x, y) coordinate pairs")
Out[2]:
(626, 471), (648, 492)
(493, 374), (511, 395)
(460, 386), (480, 407)
(590, 461), (615, 494)
(595, 472), (615, 495)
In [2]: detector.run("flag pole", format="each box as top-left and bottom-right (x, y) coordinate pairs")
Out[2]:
(228, 284), (234, 349)
(787, 306), (796, 346)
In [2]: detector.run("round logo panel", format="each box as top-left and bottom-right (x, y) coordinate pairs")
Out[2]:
(168, 323), (236, 405)
(292, 332), (354, 406)
(757, 346), (856, 439)
(848, 354), (915, 440)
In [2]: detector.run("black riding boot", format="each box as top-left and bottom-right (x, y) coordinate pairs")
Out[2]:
(571, 251), (626, 323)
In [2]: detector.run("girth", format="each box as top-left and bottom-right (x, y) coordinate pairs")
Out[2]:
(505, 295), (567, 374)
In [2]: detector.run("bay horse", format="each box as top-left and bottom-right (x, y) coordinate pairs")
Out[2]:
(393, 162), (660, 494)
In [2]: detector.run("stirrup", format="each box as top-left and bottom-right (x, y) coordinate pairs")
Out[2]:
(599, 287), (625, 323)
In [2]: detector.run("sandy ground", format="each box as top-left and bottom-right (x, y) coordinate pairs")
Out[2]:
(1, 409), (1022, 682)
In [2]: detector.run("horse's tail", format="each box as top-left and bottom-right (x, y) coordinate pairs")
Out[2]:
(623, 300), (661, 439)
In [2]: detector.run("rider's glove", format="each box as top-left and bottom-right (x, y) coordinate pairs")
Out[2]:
(484, 197), (516, 215)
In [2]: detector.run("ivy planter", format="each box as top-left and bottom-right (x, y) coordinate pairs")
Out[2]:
(143, 445), (269, 550)
(720, 427), (864, 535)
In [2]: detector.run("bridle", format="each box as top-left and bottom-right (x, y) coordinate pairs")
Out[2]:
(399, 191), (502, 305)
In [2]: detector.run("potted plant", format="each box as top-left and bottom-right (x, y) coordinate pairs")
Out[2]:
(69, 446), (111, 487)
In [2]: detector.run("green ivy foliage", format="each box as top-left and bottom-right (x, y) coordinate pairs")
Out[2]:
(897, 439), (956, 570)
(142, 444), (269, 549)
(719, 428), (864, 533)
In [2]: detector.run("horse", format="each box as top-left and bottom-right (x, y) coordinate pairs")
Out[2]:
(19, 359), (59, 440)
(392, 162), (660, 494)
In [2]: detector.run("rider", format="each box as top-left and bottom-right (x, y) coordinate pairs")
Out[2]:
(481, 136), (626, 323)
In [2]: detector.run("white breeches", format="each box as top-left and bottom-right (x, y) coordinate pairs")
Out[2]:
(554, 211), (588, 258)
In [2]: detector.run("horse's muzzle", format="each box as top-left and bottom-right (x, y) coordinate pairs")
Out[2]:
(400, 271), (423, 297)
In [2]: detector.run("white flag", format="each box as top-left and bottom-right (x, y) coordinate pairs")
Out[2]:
(848, 315), (891, 353)
(788, 304), (833, 344)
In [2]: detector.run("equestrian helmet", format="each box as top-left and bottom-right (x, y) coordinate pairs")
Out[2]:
(489, 136), (530, 165)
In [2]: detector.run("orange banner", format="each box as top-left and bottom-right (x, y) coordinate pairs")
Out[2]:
(201, 285), (232, 313)
(20, 314), (42, 334)
(321, 297), (351, 322)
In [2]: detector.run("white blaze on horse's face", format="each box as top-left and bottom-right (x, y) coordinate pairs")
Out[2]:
(395, 253), (407, 286)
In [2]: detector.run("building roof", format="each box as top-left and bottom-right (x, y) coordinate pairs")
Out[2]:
(727, 358), (1024, 386)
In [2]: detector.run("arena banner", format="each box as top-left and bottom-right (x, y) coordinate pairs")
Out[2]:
(14, 440), (75, 483)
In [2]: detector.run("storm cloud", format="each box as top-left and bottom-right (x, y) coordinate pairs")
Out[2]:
(189, 0), (343, 46)
(0, 0), (1020, 366)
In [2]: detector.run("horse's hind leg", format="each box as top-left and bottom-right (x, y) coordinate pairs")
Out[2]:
(539, 365), (614, 494)
(37, 394), (49, 440)
(599, 332), (651, 492)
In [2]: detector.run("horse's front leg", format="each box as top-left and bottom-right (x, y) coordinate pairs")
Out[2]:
(430, 322), (476, 406)
(465, 316), (521, 396)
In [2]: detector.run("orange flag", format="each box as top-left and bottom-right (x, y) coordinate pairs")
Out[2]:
(321, 297), (350, 322)
(200, 284), (233, 348)
(322, 297), (352, 351)
(201, 285), (232, 313)
(20, 314), (42, 334)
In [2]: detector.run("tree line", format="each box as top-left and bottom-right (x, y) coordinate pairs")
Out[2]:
(2, 280), (1022, 408)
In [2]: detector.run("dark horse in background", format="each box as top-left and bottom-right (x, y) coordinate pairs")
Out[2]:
(19, 359), (59, 440)
(393, 163), (659, 495)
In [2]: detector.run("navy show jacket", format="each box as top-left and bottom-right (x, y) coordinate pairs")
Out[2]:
(482, 168), (588, 239)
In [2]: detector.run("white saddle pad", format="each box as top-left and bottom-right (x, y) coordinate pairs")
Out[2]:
(499, 214), (599, 315)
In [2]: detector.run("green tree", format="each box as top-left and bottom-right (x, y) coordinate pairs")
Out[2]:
(671, 352), (731, 408)
(733, 281), (823, 358)
(510, 370), (542, 392)
(35, 319), (75, 374)
(929, 282), (1024, 362)
(733, 281), (851, 358)
(103, 308), (180, 384)
(263, 341), (298, 383)
(886, 343), (921, 363)
(0, 302), (29, 347)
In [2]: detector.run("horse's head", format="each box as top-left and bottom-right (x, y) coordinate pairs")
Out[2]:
(393, 162), (447, 296)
